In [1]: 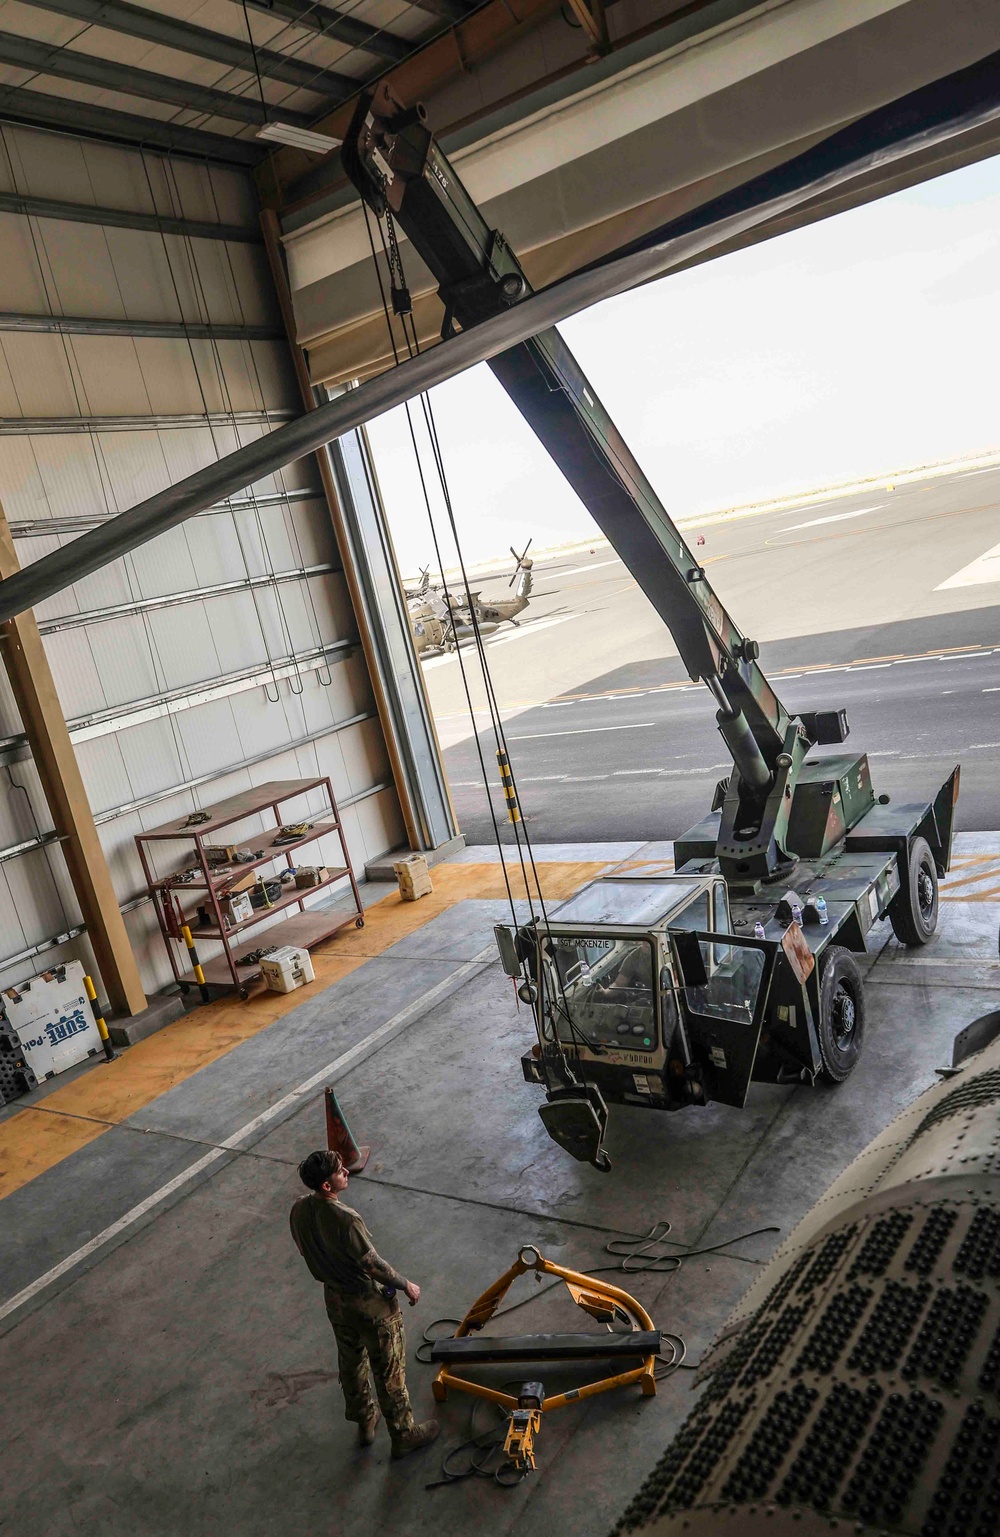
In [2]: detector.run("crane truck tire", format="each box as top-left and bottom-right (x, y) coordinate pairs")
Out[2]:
(816, 945), (866, 1083)
(889, 835), (939, 947)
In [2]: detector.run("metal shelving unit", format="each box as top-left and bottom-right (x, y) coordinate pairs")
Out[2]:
(136, 778), (364, 999)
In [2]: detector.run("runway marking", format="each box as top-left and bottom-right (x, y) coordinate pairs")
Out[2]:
(0, 946), (498, 1326)
(508, 722), (656, 741)
(935, 539), (1000, 590)
(486, 614), (576, 648)
(784, 505), (884, 530)
(436, 643), (999, 721)
(546, 557), (622, 578)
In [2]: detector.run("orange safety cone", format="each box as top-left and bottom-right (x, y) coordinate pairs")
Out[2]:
(325, 1086), (370, 1173)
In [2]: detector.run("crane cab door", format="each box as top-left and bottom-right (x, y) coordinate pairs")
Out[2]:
(669, 930), (778, 1108)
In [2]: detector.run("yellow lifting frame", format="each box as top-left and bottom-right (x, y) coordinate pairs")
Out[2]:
(432, 1245), (658, 1413)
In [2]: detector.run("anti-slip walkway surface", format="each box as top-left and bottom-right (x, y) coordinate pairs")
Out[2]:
(2, 836), (998, 1537)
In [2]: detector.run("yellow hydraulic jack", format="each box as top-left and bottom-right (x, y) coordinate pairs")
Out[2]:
(504, 1383), (544, 1471)
(430, 1246), (661, 1472)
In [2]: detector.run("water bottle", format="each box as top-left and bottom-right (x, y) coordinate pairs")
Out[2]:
(790, 900), (802, 926)
(815, 896), (829, 926)
(753, 921), (766, 940)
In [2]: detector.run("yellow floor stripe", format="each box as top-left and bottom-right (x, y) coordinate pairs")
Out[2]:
(0, 860), (606, 1202)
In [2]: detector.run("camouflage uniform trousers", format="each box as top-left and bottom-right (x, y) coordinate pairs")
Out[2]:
(324, 1286), (416, 1440)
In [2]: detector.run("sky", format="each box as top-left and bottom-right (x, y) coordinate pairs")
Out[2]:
(364, 155), (1000, 579)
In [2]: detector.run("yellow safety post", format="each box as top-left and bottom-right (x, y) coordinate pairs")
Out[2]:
(180, 924), (211, 1004)
(83, 974), (116, 1062)
(496, 749), (520, 824)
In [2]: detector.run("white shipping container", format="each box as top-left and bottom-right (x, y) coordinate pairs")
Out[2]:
(259, 945), (315, 994)
(2, 960), (102, 1079)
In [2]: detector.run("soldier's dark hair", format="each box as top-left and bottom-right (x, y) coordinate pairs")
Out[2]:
(298, 1149), (344, 1190)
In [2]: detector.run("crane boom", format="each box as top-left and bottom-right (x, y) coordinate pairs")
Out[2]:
(343, 84), (849, 883)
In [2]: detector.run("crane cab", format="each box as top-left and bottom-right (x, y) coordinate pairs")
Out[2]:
(497, 873), (781, 1162)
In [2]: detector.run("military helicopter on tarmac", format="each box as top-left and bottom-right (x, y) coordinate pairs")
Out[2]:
(407, 541), (535, 657)
(445, 540), (534, 637)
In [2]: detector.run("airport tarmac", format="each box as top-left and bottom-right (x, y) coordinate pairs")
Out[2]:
(422, 463), (1000, 843)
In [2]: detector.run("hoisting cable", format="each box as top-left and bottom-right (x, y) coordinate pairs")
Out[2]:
(376, 205), (603, 1073)
(360, 200), (521, 927)
(361, 198), (584, 1078)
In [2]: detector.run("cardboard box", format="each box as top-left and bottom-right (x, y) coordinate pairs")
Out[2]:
(394, 853), (433, 901)
(204, 844), (239, 867)
(222, 891), (253, 927)
(294, 866), (329, 889)
(225, 871), (258, 895)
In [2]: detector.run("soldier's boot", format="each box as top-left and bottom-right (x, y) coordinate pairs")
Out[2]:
(357, 1410), (380, 1447)
(391, 1420), (440, 1459)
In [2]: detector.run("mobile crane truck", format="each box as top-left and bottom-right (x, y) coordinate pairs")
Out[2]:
(343, 87), (960, 1171)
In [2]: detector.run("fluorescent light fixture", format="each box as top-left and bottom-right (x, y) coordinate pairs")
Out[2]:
(256, 122), (342, 154)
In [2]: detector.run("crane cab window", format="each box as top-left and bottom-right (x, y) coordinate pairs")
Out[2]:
(675, 937), (767, 1027)
(540, 934), (656, 1051)
(666, 892), (710, 934)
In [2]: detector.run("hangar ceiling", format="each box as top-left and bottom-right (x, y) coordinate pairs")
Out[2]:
(0, 0), (480, 163)
(275, 0), (1000, 386)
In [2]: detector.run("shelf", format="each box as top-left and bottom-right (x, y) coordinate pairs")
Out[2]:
(138, 771), (363, 1001)
(180, 910), (364, 991)
(156, 822), (343, 892)
(180, 867), (351, 938)
(139, 778), (332, 841)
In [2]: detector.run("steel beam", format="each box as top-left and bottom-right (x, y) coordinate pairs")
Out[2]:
(0, 88), (262, 164)
(0, 31), (312, 127)
(406, 0), (474, 19)
(0, 409), (295, 435)
(0, 921), (87, 976)
(240, 0), (411, 60)
(0, 639), (354, 754)
(0, 829), (63, 865)
(96, 714), (380, 825)
(21, 0), (357, 95)
(0, 189), (260, 242)
(6, 47), (1000, 625)
(260, 206), (425, 853)
(37, 562), (337, 633)
(0, 502), (147, 1014)
(0, 312), (284, 340)
(11, 487), (323, 537)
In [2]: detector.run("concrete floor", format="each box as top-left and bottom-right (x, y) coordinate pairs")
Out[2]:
(2, 836), (998, 1537)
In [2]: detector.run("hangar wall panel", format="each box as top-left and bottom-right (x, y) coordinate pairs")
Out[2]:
(0, 121), (406, 996)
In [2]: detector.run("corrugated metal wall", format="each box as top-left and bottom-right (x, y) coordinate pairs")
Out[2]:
(0, 123), (405, 994)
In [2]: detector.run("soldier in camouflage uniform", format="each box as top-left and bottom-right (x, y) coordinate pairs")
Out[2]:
(290, 1148), (440, 1458)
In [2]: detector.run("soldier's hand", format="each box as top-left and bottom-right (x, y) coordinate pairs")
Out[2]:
(404, 1280), (421, 1306)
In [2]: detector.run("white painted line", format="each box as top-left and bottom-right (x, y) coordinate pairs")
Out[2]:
(782, 504), (884, 531)
(486, 614), (576, 648)
(548, 557), (622, 578)
(509, 722), (656, 741)
(936, 540), (1000, 590)
(0, 946), (497, 1326)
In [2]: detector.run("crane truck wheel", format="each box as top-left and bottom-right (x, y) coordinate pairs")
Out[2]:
(816, 945), (866, 1084)
(888, 833), (939, 946)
